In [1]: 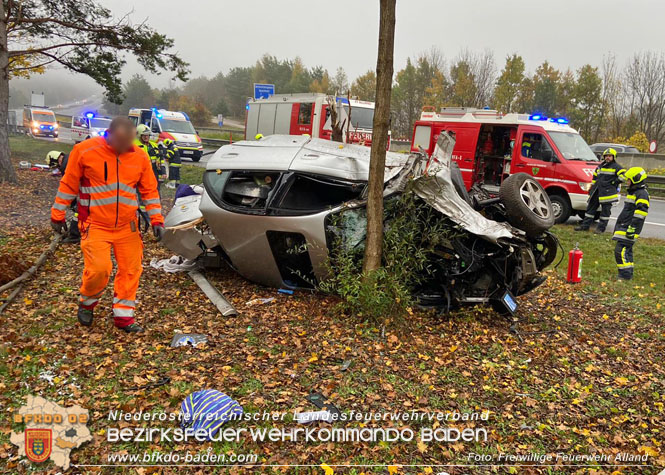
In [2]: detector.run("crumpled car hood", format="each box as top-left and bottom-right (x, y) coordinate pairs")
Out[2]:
(411, 132), (517, 244)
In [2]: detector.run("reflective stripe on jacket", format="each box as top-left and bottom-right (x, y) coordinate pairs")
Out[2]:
(590, 160), (626, 203)
(135, 139), (166, 179)
(51, 136), (163, 227)
(613, 184), (649, 242)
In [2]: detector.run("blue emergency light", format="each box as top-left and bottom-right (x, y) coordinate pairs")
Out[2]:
(85, 112), (94, 119)
(529, 114), (547, 121)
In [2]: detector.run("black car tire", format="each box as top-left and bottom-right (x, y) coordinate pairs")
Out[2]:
(548, 194), (572, 224)
(191, 155), (202, 162)
(499, 173), (555, 236)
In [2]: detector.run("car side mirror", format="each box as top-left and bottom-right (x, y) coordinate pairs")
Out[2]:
(541, 150), (554, 162)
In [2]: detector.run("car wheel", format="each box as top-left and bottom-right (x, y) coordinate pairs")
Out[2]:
(499, 173), (555, 236)
(548, 194), (572, 224)
(191, 156), (201, 162)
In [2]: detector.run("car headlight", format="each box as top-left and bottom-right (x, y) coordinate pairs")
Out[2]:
(53, 123), (59, 129)
(579, 182), (592, 192)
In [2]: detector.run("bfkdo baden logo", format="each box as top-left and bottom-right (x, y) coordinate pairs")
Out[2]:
(25, 428), (52, 463)
(10, 395), (92, 470)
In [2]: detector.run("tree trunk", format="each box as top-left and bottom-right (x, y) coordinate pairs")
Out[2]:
(0, 5), (16, 184)
(362, 0), (396, 275)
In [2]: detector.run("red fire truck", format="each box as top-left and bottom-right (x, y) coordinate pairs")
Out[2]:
(410, 107), (600, 223)
(245, 93), (381, 147)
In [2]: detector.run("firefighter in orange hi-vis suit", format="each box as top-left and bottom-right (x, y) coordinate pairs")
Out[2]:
(50, 118), (165, 333)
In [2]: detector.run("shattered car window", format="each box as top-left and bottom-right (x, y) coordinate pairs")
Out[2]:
(223, 172), (279, 209)
(276, 174), (364, 213)
(203, 170), (279, 212)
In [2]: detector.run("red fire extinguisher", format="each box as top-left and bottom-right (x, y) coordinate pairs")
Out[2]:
(567, 243), (583, 283)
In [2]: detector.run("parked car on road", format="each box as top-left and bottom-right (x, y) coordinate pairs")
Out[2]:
(590, 143), (640, 157)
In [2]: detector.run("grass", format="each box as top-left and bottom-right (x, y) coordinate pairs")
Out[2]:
(551, 223), (664, 313)
(9, 133), (73, 163)
(198, 130), (244, 141)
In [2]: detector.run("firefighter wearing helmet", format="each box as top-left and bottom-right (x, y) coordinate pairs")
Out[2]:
(160, 138), (181, 187)
(46, 150), (65, 170)
(135, 124), (167, 192)
(612, 167), (649, 280)
(575, 148), (626, 233)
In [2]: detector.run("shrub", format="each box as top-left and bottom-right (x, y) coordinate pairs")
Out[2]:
(319, 190), (455, 323)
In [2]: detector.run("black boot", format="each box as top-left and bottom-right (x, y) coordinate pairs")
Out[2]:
(77, 307), (93, 327)
(574, 225), (590, 231)
(120, 323), (145, 333)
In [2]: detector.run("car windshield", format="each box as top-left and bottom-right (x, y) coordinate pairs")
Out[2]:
(343, 105), (374, 130)
(90, 118), (111, 128)
(33, 111), (55, 123)
(160, 119), (196, 134)
(549, 132), (598, 161)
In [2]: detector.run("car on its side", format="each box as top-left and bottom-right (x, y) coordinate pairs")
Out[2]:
(163, 134), (559, 315)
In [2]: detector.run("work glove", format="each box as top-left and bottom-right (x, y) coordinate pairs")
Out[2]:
(51, 219), (68, 235)
(626, 225), (636, 240)
(152, 224), (165, 241)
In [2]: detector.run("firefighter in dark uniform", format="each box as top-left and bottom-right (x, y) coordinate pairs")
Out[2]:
(575, 148), (626, 233)
(135, 124), (167, 192)
(612, 167), (649, 280)
(160, 139), (181, 187)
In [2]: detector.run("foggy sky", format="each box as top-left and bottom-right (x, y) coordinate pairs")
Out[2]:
(14, 0), (665, 93)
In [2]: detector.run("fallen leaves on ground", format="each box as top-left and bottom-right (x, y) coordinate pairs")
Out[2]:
(0, 163), (664, 474)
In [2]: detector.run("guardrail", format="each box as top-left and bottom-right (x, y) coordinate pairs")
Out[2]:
(200, 137), (230, 148)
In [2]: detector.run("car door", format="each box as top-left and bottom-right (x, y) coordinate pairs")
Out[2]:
(513, 127), (559, 183)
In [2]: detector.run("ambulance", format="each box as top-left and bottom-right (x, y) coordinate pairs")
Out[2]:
(128, 108), (204, 161)
(410, 107), (599, 223)
(245, 93), (381, 147)
(71, 112), (111, 143)
(23, 105), (58, 137)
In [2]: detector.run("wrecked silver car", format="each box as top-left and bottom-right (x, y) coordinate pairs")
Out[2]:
(163, 133), (558, 313)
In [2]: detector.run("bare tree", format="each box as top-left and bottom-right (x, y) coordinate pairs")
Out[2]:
(624, 51), (665, 142)
(598, 54), (626, 141)
(362, 0), (396, 275)
(455, 49), (496, 107)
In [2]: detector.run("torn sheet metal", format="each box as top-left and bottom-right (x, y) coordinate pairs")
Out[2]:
(412, 132), (516, 244)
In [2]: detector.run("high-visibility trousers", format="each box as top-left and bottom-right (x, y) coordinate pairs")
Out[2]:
(79, 220), (143, 328)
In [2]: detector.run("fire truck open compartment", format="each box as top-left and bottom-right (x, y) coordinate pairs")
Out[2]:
(473, 124), (517, 188)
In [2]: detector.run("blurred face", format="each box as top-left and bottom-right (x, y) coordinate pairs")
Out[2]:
(140, 133), (150, 143)
(603, 154), (614, 162)
(107, 124), (136, 154)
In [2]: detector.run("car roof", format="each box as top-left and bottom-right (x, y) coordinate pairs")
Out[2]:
(207, 135), (410, 182)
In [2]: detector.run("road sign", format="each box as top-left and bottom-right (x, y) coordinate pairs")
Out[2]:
(649, 140), (657, 154)
(254, 83), (275, 100)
